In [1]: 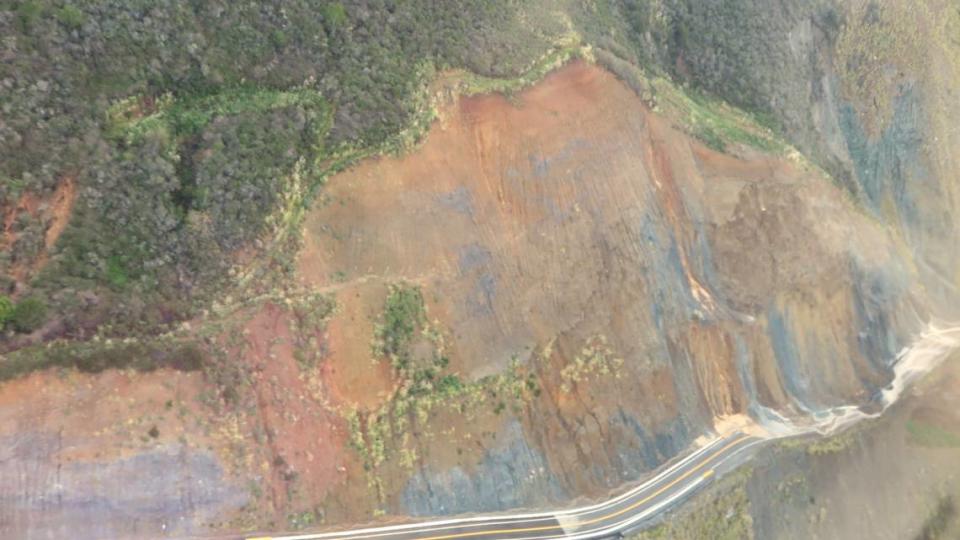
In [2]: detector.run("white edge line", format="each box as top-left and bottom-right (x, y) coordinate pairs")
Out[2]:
(548, 473), (709, 540)
(518, 439), (766, 540)
(257, 322), (960, 540)
(257, 436), (736, 540)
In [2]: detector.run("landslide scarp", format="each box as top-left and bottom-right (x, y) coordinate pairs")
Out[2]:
(292, 60), (924, 518)
(2, 1), (960, 537)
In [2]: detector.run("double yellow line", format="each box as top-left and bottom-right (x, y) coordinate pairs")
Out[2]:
(251, 434), (748, 540)
(415, 436), (742, 540)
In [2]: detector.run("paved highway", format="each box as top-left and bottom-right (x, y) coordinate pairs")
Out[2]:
(248, 432), (764, 540)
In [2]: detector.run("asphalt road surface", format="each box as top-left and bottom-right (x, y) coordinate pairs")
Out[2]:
(248, 432), (764, 540)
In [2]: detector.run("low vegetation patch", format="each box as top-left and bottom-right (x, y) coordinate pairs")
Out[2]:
(804, 430), (857, 456)
(593, 47), (785, 154)
(559, 334), (623, 393)
(0, 336), (205, 382)
(0, 295), (13, 326)
(916, 495), (957, 540)
(907, 420), (960, 448)
(373, 284), (428, 370)
(290, 291), (337, 371)
(8, 295), (48, 333)
(349, 289), (624, 506)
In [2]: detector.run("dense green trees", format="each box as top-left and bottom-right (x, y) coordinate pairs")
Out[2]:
(1, 0), (559, 340)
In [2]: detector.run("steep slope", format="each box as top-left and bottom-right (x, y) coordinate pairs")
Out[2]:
(2, 1), (960, 537)
(294, 60), (926, 519)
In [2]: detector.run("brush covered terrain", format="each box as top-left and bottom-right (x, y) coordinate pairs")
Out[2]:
(1, 0), (959, 537)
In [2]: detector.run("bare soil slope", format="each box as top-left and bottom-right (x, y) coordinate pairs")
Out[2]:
(295, 60), (916, 518)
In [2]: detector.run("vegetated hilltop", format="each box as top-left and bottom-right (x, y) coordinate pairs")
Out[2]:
(0, 0), (565, 347)
(1, 0), (959, 538)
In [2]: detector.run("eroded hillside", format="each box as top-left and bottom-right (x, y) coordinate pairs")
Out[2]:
(292, 59), (922, 517)
(2, 1), (960, 538)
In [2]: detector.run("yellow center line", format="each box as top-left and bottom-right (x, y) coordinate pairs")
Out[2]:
(247, 435), (749, 540)
(406, 435), (749, 540)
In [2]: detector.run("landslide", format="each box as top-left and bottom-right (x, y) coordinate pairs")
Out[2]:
(293, 60), (921, 519)
(2, 0), (960, 537)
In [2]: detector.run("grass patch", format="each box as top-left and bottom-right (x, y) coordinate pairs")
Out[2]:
(559, 334), (623, 393)
(455, 36), (585, 98)
(290, 292), (336, 372)
(593, 46), (786, 155)
(778, 428), (859, 456)
(347, 282), (549, 500)
(55, 5), (86, 29)
(907, 420), (960, 448)
(15, 1), (45, 31)
(0, 295), (14, 326)
(805, 430), (857, 456)
(105, 255), (130, 289)
(665, 85), (783, 153)
(349, 319), (621, 505)
(345, 355), (539, 485)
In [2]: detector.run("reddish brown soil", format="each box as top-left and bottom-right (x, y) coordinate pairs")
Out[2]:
(0, 365), (250, 538)
(2, 174), (77, 285)
(0, 368), (213, 462)
(42, 175), (77, 251)
(238, 302), (350, 516)
(296, 60), (758, 507)
(296, 60), (788, 423)
(321, 281), (396, 410)
(292, 60), (900, 518)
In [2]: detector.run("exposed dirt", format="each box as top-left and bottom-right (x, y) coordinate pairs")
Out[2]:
(1, 174), (77, 287)
(0, 57), (925, 536)
(294, 59), (904, 520)
(41, 175), (77, 253)
(322, 281), (396, 409)
(239, 303), (348, 515)
(0, 367), (248, 539)
(2, 191), (40, 284)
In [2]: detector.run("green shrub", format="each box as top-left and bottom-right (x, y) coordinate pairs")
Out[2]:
(321, 2), (347, 31)
(375, 285), (426, 368)
(270, 29), (290, 49)
(436, 374), (463, 395)
(0, 295), (13, 325)
(56, 5), (86, 29)
(106, 256), (130, 288)
(907, 420), (960, 448)
(15, 1), (44, 31)
(11, 296), (48, 333)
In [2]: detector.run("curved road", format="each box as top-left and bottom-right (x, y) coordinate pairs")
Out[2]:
(248, 432), (763, 540)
